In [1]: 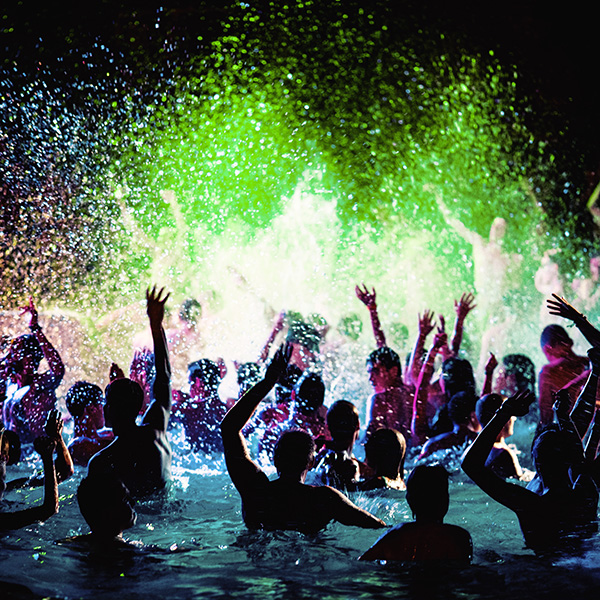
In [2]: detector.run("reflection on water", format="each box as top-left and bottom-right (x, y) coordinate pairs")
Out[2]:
(2, 431), (600, 600)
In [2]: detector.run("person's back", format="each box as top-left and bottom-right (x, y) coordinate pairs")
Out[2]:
(221, 344), (386, 534)
(87, 287), (172, 498)
(66, 381), (114, 467)
(360, 465), (472, 561)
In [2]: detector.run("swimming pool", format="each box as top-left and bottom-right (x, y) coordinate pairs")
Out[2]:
(2, 434), (600, 600)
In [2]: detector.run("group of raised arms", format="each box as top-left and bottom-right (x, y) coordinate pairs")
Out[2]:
(3, 283), (600, 560)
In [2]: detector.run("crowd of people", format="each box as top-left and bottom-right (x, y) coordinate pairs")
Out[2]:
(2, 280), (600, 561)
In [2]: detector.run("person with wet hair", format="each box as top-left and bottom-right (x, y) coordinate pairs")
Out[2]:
(359, 428), (406, 491)
(462, 390), (599, 555)
(359, 465), (472, 561)
(475, 393), (530, 480)
(365, 346), (413, 443)
(312, 400), (367, 490)
(286, 371), (328, 441)
(86, 286), (172, 498)
(418, 391), (480, 460)
(0, 434), (58, 530)
(2, 297), (65, 443)
(66, 381), (114, 467)
(172, 358), (226, 454)
(221, 344), (386, 533)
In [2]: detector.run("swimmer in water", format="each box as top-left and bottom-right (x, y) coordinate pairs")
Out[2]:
(86, 286), (172, 498)
(359, 465), (472, 561)
(462, 390), (599, 555)
(221, 343), (386, 534)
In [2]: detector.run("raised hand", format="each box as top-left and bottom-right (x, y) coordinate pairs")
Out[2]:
(146, 285), (170, 327)
(547, 294), (583, 322)
(418, 310), (436, 337)
(355, 284), (377, 309)
(502, 391), (536, 418)
(33, 435), (56, 460)
(109, 362), (126, 381)
(455, 292), (476, 321)
(265, 343), (293, 384)
(485, 352), (498, 375)
(19, 296), (39, 328)
(43, 409), (64, 440)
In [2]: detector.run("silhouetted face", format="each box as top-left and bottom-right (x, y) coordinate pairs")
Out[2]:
(367, 362), (398, 393)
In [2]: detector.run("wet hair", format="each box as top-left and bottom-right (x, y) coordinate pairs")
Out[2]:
(441, 357), (476, 399)
(448, 390), (477, 425)
(366, 347), (402, 375)
(531, 427), (578, 484)
(10, 334), (43, 369)
(501, 354), (536, 394)
(293, 372), (325, 415)
(236, 362), (261, 388)
(77, 474), (136, 537)
(540, 324), (572, 349)
(179, 298), (201, 325)
(188, 359), (221, 391)
(66, 381), (104, 418)
(104, 378), (144, 424)
(337, 313), (362, 341)
(286, 321), (321, 354)
(327, 400), (360, 438)
(365, 428), (406, 478)
(405, 465), (450, 521)
(475, 393), (504, 428)
(273, 430), (316, 477)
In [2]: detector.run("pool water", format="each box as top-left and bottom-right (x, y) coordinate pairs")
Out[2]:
(3, 428), (600, 600)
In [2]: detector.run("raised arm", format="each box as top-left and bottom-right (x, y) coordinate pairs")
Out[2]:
(221, 344), (292, 491)
(44, 409), (74, 483)
(407, 310), (435, 386)
(21, 297), (64, 384)
(411, 330), (446, 445)
(451, 292), (476, 356)
(481, 353), (498, 397)
(425, 184), (478, 245)
(547, 294), (600, 348)
(142, 286), (171, 430)
(462, 391), (538, 512)
(355, 284), (386, 348)
(0, 435), (58, 530)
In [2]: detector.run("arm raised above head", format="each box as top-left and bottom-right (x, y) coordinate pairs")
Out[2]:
(355, 284), (387, 348)
(221, 344), (292, 492)
(462, 392), (538, 512)
(21, 297), (65, 385)
(547, 294), (600, 348)
(142, 286), (172, 430)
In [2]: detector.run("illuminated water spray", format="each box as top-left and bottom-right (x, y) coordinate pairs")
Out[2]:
(1, 4), (592, 387)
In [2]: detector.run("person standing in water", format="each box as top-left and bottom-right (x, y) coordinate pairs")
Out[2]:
(87, 286), (172, 498)
(2, 297), (65, 443)
(359, 465), (472, 561)
(462, 390), (598, 555)
(221, 343), (386, 534)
